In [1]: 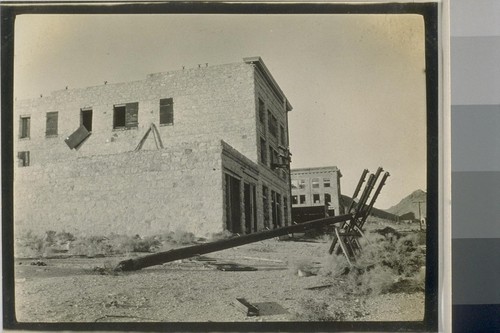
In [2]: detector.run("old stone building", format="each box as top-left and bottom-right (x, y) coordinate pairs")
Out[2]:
(290, 167), (342, 223)
(14, 57), (293, 238)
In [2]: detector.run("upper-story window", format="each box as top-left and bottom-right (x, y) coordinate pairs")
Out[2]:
(312, 178), (320, 188)
(268, 111), (278, 137)
(160, 98), (174, 125)
(323, 178), (331, 187)
(45, 112), (58, 137)
(113, 102), (138, 129)
(18, 151), (30, 167)
(280, 125), (286, 146)
(81, 108), (93, 132)
(260, 137), (267, 165)
(19, 116), (30, 139)
(258, 99), (265, 124)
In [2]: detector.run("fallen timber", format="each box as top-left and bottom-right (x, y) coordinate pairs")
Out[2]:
(115, 213), (353, 271)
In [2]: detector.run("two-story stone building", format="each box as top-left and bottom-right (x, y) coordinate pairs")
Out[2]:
(14, 57), (293, 238)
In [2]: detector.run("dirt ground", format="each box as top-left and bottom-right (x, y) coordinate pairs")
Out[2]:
(14, 232), (425, 323)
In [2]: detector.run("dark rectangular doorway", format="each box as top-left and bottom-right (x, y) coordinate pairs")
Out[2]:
(225, 174), (241, 234)
(244, 183), (258, 234)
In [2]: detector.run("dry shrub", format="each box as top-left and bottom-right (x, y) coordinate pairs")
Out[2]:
(295, 298), (346, 321)
(321, 232), (425, 296)
(288, 259), (315, 277)
(161, 230), (197, 245)
(209, 230), (234, 242)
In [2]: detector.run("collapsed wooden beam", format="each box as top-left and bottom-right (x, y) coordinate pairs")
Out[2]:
(115, 213), (353, 271)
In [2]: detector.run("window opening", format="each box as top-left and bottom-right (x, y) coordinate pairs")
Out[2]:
(113, 102), (138, 129)
(160, 98), (174, 125)
(81, 109), (93, 132)
(299, 195), (306, 204)
(18, 151), (30, 167)
(20, 116), (30, 139)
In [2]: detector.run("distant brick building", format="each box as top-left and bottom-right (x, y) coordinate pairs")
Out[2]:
(290, 167), (342, 222)
(14, 57), (293, 238)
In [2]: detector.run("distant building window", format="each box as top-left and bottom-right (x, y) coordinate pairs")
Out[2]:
(323, 178), (331, 187)
(113, 102), (138, 129)
(299, 179), (306, 189)
(299, 195), (306, 204)
(325, 193), (331, 205)
(260, 138), (267, 164)
(19, 116), (30, 139)
(291, 180), (299, 189)
(292, 195), (298, 205)
(160, 98), (174, 125)
(280, 125), (286, 146)
(312, 178), (320, 188)
(258, 99), (265, 124)
(45, 112), (58, 137)
(18, 151), (30, 167)
(268, 111), (278, 137)
(313, 193), (320, 203)
(81, 108), (93, 132)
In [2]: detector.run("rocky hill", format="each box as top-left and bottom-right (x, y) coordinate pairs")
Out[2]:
(386, 189), (427, 220)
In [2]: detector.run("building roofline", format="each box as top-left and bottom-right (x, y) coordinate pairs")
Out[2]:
(243, 57), (292, 112)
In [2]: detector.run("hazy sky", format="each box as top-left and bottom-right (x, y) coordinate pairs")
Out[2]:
(14, 14), (427, 209)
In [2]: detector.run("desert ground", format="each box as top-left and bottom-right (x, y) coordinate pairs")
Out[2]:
(14, 219), (425, 323)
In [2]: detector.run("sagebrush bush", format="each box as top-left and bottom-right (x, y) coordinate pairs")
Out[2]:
(321, 232), (425, 296)
(295, 298), (346, 321)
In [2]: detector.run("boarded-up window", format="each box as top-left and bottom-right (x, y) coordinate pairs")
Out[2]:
(18, 151), (30, 167)
(160, 98), (174, 125)
(20, 116), (30, 139)
(113, 103), (138, 129)
(46, 112), (58, 136)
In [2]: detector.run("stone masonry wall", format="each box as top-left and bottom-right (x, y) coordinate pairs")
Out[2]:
(14, 140), (225, 238)
(14, 62), (258, 167)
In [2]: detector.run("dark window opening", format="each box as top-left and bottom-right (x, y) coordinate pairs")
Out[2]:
(292, 195), (298, 205)
(81, 109), (93, 132)
(268, 111), (278, 137)
(46, 112), (58, 136)
(280, 125), (286, 146)
(325, 193), (332, 205)
(271, 190), (277, 229)
(114, 102), (138, 129)
(20, 117), (30, 139)
(299, 195), (306, 204)
(313, 194), (321, 203)
(323, 178), (331, 187)
(160, 98), (174, 125)
(225, 174), (241, 234)
(260, 138), (267, 165)
(258, 99), (265, 124)
(18, 151), (30, 167)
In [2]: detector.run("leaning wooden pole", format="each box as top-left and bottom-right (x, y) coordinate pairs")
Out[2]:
(115, 213), (353, 271)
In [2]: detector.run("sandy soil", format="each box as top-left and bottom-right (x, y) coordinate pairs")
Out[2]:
(14, 237), (424, 323)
